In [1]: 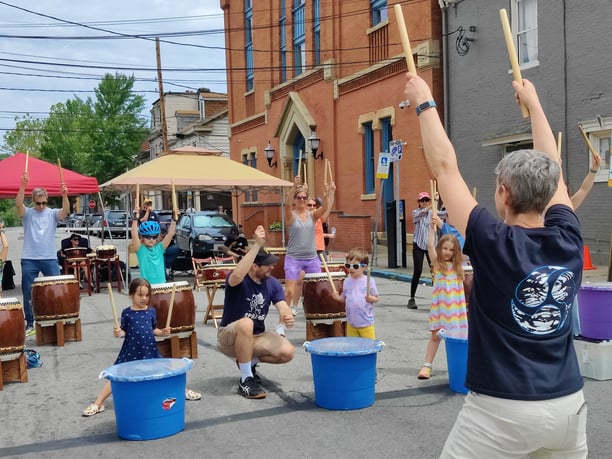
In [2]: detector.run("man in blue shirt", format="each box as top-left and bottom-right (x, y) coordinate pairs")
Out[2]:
(217, 225), (294, 399)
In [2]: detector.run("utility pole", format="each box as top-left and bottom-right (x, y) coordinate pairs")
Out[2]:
(155, 37), (169, 153)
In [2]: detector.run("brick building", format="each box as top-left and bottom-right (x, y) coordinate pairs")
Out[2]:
(220, 0), (443, 254)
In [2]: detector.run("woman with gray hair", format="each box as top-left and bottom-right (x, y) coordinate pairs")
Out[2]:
(16, 173), (70, 336)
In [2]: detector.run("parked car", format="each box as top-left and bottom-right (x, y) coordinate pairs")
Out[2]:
(67, 213), (85, 227)
(96, 210), (129, 238)
(156, 209), (175, 233)
(175, 211), (239, 258)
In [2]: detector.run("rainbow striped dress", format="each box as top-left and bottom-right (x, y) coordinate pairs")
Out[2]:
(428, 262), (468, 331)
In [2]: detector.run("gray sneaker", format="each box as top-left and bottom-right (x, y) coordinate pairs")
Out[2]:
(238, 376), (266, 399)
(25, 326), (36, 337)
(407, 298), (417, 309)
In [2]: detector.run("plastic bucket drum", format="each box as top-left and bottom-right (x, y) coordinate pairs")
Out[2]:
(440, 328), (469, 394)
(101, 358), (193, 440)
(577, 283), (612, 340)
(303, 337), (384, 410)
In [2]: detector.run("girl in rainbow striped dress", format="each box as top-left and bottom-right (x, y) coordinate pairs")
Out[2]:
(417, 220), (467, 380)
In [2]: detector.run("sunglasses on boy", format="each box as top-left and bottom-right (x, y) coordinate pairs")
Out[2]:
(141, 234), (158, 240)
(345, 263), (367, 269)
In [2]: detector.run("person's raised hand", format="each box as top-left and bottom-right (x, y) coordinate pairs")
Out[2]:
(20, 172), (28, 186)
(253, 224), (266, 246)
(511, 78), (542, 113)
(404, 72), (434, 106)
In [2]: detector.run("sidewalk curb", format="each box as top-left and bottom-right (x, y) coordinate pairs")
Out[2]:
(370, 269), (432, 286)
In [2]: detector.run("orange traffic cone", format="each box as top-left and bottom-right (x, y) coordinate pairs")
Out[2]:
(583, 245), (597, 270)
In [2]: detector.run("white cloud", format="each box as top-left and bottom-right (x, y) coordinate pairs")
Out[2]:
(0, 0), (226, 144)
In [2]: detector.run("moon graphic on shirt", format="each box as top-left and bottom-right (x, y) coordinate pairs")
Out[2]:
(510, 266), (575, 335)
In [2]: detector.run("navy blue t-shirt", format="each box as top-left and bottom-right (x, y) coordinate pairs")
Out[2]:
(464, 204), (584, 400)
(220, 272), (285, 335)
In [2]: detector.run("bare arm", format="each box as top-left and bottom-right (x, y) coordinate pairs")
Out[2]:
(313, 181), (336, 221)
(161, 220), (176, 250)
(512, 79), (572, 209)
(571, 153), (601, 210)
(16, 173), (28, 218)
(404, 73), (476, 236)
(227, 225), (265, 287)
(0, 226), (8, 261)
(426, 220), (438, 267)
(128, 216), (141, 253)
(58, 183), (70, 221)
(284, 177), (304, 227)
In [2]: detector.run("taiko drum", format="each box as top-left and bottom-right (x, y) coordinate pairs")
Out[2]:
(149, 281), (196, 334)
(31, 275), (80, 321)
(302, 272), (346, 321)
(0, 297), (25, 355)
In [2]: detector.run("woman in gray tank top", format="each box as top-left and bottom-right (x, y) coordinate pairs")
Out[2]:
(283, 178), (335, 314)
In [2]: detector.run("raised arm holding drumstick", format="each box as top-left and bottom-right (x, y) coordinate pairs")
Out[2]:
(283, 175), (336, 315)
(15, 167), (70, 336)
(404, 69), (585, 456)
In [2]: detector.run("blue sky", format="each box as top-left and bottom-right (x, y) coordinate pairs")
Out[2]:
(0, 0), (227, 148)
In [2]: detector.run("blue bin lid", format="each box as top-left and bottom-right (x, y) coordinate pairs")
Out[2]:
(303, 337), (384, 356)
(101, 358), (193, 382)
(439, 328), (468, 342)
(580, 282), (612, 291)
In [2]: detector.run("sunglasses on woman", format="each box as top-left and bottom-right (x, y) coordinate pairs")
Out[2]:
(345, 263), (366, 269)
(295, 196), (308, 201)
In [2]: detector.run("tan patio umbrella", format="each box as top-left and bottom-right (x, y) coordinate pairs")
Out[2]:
(100, 146), (293, 193)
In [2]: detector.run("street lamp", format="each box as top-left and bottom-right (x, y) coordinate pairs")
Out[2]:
(264, 141), (277, 167)
(308, 130), (323, 159)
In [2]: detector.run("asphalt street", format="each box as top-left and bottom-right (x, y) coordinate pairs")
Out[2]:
(0, 227), (611, 458)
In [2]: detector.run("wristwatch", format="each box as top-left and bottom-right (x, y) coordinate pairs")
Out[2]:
(415, 100), (437, 116)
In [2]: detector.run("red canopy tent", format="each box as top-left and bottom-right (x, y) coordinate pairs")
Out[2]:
(0, 152), (99, 198)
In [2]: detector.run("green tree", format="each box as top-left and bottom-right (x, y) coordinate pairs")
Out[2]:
(86, 73), (149, 183)
(1, 114), (46, 155)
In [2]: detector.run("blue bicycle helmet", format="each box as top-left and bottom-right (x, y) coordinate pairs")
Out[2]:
(139, 220), (161, 236)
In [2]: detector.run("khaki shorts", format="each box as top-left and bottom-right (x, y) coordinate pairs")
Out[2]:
(217, 321), (288, 359)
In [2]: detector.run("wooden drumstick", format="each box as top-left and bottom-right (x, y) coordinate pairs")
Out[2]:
(430, 179), (438, 213)
(171, 180), (178, 220)
(135, 184), (140, 208)
(57, 158), (65, 185)
(557, 132), (563, 158)
(25, 151), (29, 173)
(165, 283), (177, 329)
(472, 187), (478, 200)
(297, 149), (303, 183)
(327, 159), (334, 184)
(107, 283), (119, 329)
(499, 8), (529, 118)
(324, 158), (329, 185)
(319, 252), (338, 295)
(394, 4), (417, 74)
(303, 162), (307, 185)
(578, 125), (600, 158)
(366, 267), (371, 298)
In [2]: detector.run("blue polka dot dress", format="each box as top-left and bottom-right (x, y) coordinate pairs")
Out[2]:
(115, 307), (162, 364)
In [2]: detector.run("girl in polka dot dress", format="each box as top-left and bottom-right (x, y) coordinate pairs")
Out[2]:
(83, 278), (191, 416)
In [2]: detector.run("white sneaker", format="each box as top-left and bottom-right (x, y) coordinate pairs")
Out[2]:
(276, 324), (286, 336)
(291, 306), (298, 316)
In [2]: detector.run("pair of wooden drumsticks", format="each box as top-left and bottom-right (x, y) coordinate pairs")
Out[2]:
(135, 181), (180, 221)
(107, 283), (177, 330)
(296, 152), (334, 185)
(24, 151), (65, 185)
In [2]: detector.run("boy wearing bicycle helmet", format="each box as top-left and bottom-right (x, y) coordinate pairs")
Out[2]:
(129, 208), (177, 284)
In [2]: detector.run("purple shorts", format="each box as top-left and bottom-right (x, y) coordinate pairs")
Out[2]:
(284, 255), (321, 281)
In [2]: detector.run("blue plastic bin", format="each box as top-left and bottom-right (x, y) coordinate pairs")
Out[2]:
(303, 337), (384, 410)
(440, 328), (468, 394)
(101, 358), (193, 440)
